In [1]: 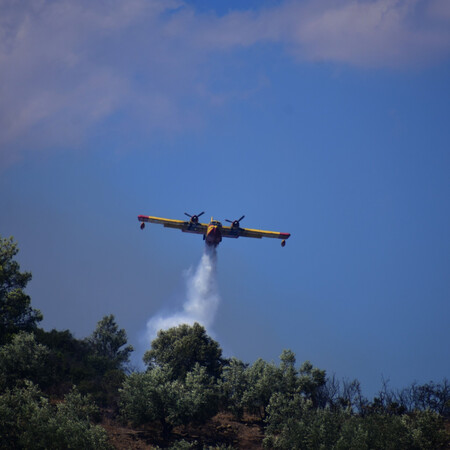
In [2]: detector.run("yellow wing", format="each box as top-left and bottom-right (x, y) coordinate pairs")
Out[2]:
(221, 225), (291, 241)
(138, 215), (208, 235)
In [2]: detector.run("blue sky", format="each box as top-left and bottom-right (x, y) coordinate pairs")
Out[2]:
(1, 0), (449, 396)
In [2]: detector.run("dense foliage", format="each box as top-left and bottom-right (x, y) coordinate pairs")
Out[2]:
(88, 314), (133, 371)
(0, 235), (449, 448)
(0, 381), (110, 449)
(0, 332), (50, 390)
(0, 236), (42, 344)
(120, 363), (219, 438)
(143, 322), (224, 380)
(263, 393), (448, 449)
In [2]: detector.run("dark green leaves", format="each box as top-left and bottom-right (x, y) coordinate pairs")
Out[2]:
(0, 236), (42, 344)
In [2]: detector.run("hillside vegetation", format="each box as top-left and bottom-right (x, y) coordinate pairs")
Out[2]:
(1, 235), (449, 449)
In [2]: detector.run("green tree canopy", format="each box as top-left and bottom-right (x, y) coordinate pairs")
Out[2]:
(0, 332), (50, 391)
(0, 236), (42, 344)
(120, 367), (184, 438)
(183, 364), (219, 424)
(143, 323), (223, 380)
(120, 364), (219, 439)
(0, 381), (110, 449)
(297, 360), (326, 406)
(279, 349), (297, 395)
(219, 357), (249, 419)
(88, 314), (133, 370)
(242, 358), (282, 419)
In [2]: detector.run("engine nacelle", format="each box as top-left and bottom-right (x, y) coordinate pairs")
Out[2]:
(226, 215), (245, 228)
(140, 222), (145, 230)
(281, 239), (286, 247)
(185, 211), (204, 224)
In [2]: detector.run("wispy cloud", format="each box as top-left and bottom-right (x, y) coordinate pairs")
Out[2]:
(0, 0), (190, 166)
(1, 0), (449, 166)
(287, 0), (450, 67)
(187, 0), (450, 66)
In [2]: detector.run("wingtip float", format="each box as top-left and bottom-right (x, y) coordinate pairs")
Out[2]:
(137, 212), (291, 247)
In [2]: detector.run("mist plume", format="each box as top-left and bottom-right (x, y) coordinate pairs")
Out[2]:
(144, 245), (219, 344)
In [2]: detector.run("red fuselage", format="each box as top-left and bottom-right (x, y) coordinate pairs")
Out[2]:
(205, 222), (223, 247)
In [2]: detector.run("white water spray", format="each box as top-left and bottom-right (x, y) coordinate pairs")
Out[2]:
(144, 245), (219, 344)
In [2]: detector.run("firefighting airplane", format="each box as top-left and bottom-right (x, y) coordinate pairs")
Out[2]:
(138, 212), (291, 247)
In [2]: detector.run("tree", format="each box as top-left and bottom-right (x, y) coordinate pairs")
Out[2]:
(0, 332), (50, 391)
(0, 236), (42, 344)
(34, 327), (118, 400)
(0, 381), (110, 449)
(143, 323), (223, 381)
(402, 410), (449, 449)
(242, 358), (282, 419)
(34, 328), (94, 388)
(297, 361), (326, 406)
(279, 349), (297, 395)
(120, 367), (184, 438)
(264, 393), (348, 449)
(402, 380), (450, 416)
(183, 364), (219, 424)
(120, 364), (219, 439)
(82, 315), (134, 406)
(46, 388), (109, 449)
(219, 357), (249, 419)
(88, 314), (133, 370)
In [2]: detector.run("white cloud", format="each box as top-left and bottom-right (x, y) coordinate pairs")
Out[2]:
(0, 0), (187, 167)
(185, 0), (450, 67)
(289, 0), (450, 67)
(1, 0), (449, 167)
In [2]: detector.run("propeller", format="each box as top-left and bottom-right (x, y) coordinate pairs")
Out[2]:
(184, 211), (205, 224)
(225, 215), (245, 228)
